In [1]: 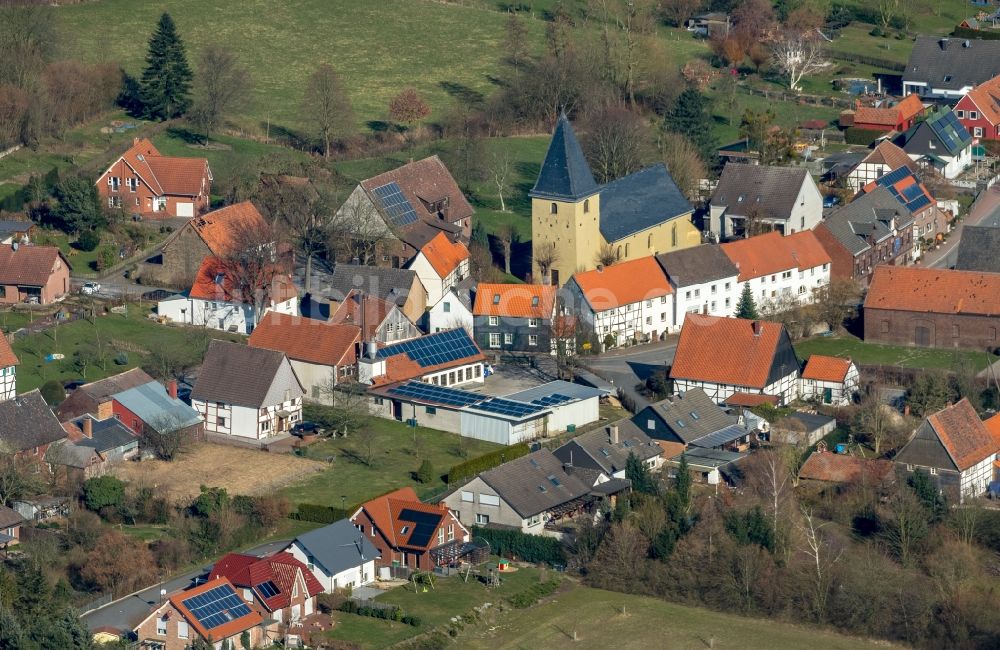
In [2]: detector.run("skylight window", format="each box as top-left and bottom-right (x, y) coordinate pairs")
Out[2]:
(548, 475), (561, 487)
(676, 420), (685, 428)
(690, 411), (700, 420)
(531, 296), (539, 306)
(493, 294), (501, 304)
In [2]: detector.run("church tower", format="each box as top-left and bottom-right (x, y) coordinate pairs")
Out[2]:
(530, 113), (601, 287)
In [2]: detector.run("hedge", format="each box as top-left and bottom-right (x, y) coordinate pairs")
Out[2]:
(447, 442), (531, 484)
(471, 525), (565, 565)
(339, 600), (420, 626)
(953, 27), (1000, 41)
(845, 127), (885, 146)
(291, 503), (351, 524)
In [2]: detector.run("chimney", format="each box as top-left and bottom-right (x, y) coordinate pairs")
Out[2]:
(596, 264), (603, 272)
(82, 417), (93, 439)
(609, 424), (619, 444)
(752, 320), (762, 336)
(167, 379), (178, 400)
(940, 37), (950, 50)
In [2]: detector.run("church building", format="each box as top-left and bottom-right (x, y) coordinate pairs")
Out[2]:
(530, 113), (701, 286)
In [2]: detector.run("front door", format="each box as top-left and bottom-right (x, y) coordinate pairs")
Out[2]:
(822, 387), (833, 404)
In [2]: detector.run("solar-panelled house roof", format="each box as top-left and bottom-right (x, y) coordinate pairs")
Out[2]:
(375, 328), (481, 367)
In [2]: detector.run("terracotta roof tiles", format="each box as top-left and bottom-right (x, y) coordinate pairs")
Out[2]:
(801, 355), (852, 382)
(865, 266), (1000, 316)
(0, 245), (68, 287)
(720, 231), (830, 282)
(963, 72), (1000, 125)
(248, 312), (360, 367)
(329, 290), (397, 340)
(722, 392), (779, 407)
(798, 452), (894, 484)
(113, 138), (209, 197)
(0, 334), (18, 368)
(670, 314), (792, 389)
(571, 257), (672, 311)
(926, 399), (998, 471)
(189, 202), (269, 257)
(357, 487), (452, 551)
(209, 552), (323, 612)
(419, 232), (469, 279)
(473, 283), (556, 319)
(189, 256), (297, 305)
(860, 140), (916, 171)
(168, 577), (263, 641)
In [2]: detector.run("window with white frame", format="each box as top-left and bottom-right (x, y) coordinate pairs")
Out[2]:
(108, 176), (120, 191)
(489, 316), (498, 326)
(479, 494), (500, 506)
(528, 334), (538, 346)
(489, 333), (500, 348)
(438, 528), (444, 545)
(528, 514), (541, 526)
(448, 524), (455, 540)
(957, 110), (965, 118)
(156, 617), (167, 635)
(177, 621), (188, 639)
(970, 110), (979, 120)
(127, 177), (138, 192)
(476, 513), (490, 524)
(975, 127), (983, 137)
(528, 318), (538, 327)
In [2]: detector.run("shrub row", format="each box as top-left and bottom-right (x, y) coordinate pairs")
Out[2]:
(471, 525), (565, 565)
(953, 26), (1000, 42)
(506, 578), (561, 609)
(291, 503), (352, 524)
(448, 442), (531, 484)
(339, 600), (420, 626)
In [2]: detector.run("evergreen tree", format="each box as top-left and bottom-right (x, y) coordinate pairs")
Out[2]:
(664, 88), (717, 162)
(908, 469), (947, 522)
(140, 13), (193, 120)
(625, 452), (657, 495)
(735, 283), (759, 320)
(675, 454), (691, 510)
(416, 459), (435, 484)
(52, 178), (105, 234)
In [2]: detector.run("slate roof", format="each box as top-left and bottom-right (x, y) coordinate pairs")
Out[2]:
(478, 449), (592, 519)
(529, 112), (600, 201)
(710, 163), (812, 220)
(0, 504), (21, 529)
(571, 257), (672, 312)
(328, 290), (404, 341)
(0, 245), (68, 287)
(360, 155), (474, 228)
(112, 383), (202, 434)
(861, 167), (935, 216)
(897, 109), (973, 158)
(801, 355), (853, 382)
(639, 387), (739, 445)
(720, 230), (830, 281)
(67, 415), (138, 453)
(249, 311), (360, 367)
(656, 245), (740, 287)
(209, 551), (323, 612)
(820, 186), (913, 256)
(192, 340), (304, 408)
(904, 36), (1000, 92)
(865, 265), (1000, 316)
(0, 390), (67, 454)
(554, 420), (661, 475)
(291, 518), (381, 577)
(473, 283), (556, 319)
(798, 452), (894, 484)
(954, 225), (1000, 273)
(598, 163), (693, 242)
(318, 264), (420, 308)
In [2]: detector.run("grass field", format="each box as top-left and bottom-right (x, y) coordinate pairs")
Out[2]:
(280, 417), (501, 507)
(794, 333), (999, 371)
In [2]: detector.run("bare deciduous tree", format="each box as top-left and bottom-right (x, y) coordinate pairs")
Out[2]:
(330, 194), (391, 266)
(0, 453), (41, 505)
(301, 64), (353, 159)
(880, 487), (928, 567)
(495, 223), (516, 276)
(658, 0), (704, 27)
(658, 131), (706, 201)
(771, 31), (831, 92)
(877, 0), (901, 30)
(534, 241), (560, 285)
(216, 218), (281, 327)
(796, 507), (844, 622)
(190, 44), (252, 143)
(490, 149), (511, 213)
(388, 87), (431, 129)
(595, 242), (618, 267)
(581, 103), (650, 184)
(855, 388), (892, 455)
(266, 179), (329, 293)
(745, 448), (796, 555)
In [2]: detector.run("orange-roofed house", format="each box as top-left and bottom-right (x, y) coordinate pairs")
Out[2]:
(863, 266), (1000, 350)
(473, 283), (562, 354)
(329, 289), (421, 345)
(407, 232), (470, 306)
(954, 73), (1000, 141)
(565, 256), (674, 347)
(133, 576), (265, 650)
(798, 450), (894, 487)
(670, 314), (801, 405)
(799, 355), (859, 405)
(851, 94), (925, 133)
(350, 486), (470, 572)
(97, 137), (211, 219)
(720, 230), (831, 310)
(894, 398), (1000, 503)
(0, 243), (71, 305)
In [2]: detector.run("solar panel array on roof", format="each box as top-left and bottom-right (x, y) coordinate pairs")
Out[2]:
(472, 397), (548, 419)
(372, 181), (418, 227)
(386, 382), (483, 408)
(529, 393), (575, 407)
(376, 328), (479, 367)
(397, 508), (441, 548)
(182, 584), (252, 631)
(256, 580), (279, 599)
(930, 111), (971, 154)
(875, 168), (932, 213)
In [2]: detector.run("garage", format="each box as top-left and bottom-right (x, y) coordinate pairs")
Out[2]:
(176, 202), (194, 217)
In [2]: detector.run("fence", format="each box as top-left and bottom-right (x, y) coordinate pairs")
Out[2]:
(738, 85), (855, 109)
(827, 50), (906, 72)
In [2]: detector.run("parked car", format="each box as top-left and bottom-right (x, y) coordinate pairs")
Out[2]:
(822, 194), (841, 209)
(81, 282), (101, 295)
(291, 421), (324, 437)
(63, 380), (86, 393)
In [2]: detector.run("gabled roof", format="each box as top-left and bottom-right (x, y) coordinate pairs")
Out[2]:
(571, 257), (672, 312)
(962, 72), (1000, 124)
(477, 449), (592, 518)
(865, 266), (1000, 316)
(0, 244), (69, 287)
(112, 383), (202, 434)
(356, 487), (455, 551)
(107, 138), (209, 197)
(291, 518), (381, 577)
(853, 94), (924, 127)
(0, 390), (68, 454)
(798, 452), (894, 484)
(599, 163), (693, 242)
(904, 36), (1000, 92)
(861, 167), (934, 215)
(249, 311), (360, 368)
(820, 186), (913, 256)
(555, 421), (662, 475)
(76, 368), (155, 402)
(188, 256), (297, 304)
(801, 355), (853, 382)
(954, 225), (1000, 273)
(897, 109), (973, 158)
(670, 315), (799, 390)
(371, 329), (485, 386)
(319, 264), (419, 308)
(710, 163), (811, 220)
(922, 399), (998, 471)
(0, 334), (18, 368)
(640, 387), (739, 445)
(418, 232), (469, 279)
(186, 202), (269, 257)
(209, 552), (323, 612)
(360, 155), (474, 227)
(192, 339), (304, 408)
(168, 577), (262, 641)
(858, 140), (916, 172)
(0, 504), (21, 529)
(328, 290), (403, 341)
(656, 244), (739, 287)
(529, 112), (600, 202)
(65, 415), (138, 453)
(473, 283), (556, 319)
(720, 230), (830, 281)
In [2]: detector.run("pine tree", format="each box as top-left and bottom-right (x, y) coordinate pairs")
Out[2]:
(140, 13), (193, 120)
(735, 283), (759, 320)
(664, 88), (717, 162)
(625, 452), (657, 495)
(675, 454), (691, 510)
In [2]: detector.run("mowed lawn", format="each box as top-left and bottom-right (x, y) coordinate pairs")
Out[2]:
(280, 418), (501, 507)
(56, 0), (545, 132)
(794, 333), (999, 371)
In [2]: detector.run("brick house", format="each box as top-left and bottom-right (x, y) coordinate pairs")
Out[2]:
(954, 72), (1000, 140)
(0, 244), (70, 305)
(97, 137), (211, 218)
(473, 283), (559, 354)
(863, 266), (1000, 350)
(860, 167), (948, 243)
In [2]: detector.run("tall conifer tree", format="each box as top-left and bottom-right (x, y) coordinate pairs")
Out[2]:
(140, 13), (192, 120)
(735, 282), (759, 320)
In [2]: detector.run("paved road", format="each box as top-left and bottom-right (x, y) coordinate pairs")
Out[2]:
(582, 338), (678, 411)
(926, 185), (1000, 268)
(81, 539), (291, 633)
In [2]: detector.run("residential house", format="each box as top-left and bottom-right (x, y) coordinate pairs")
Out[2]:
(632, 387), (753, 451)
(473, 283), (558, 354)
(720, 230), (831, 309)
(407, 232), (470, 306)
(861, 166), (948, 242)
(656, 245), (741, 328)
(0, 390), (67, 462)
(798, 450), (895, 488)
(894, 108), (973, 179)
(358, 327), (486, 388)
(530, 113), (700, 286)
(424, 282), (474, 335)
(954, 72), (1000, 140)
(0, 244), (70, 304)
(285, 518), (381, 592)
(47, 415), (139, 482)
(666, 447), (746, 485)
(307, 264), (427, 324)
(813, 186), (917, 285)
(902, 36), (1000, 100)
(553, 421), (662, 478)
(156, 255), (298, 334)
(954, 225), (1000, 272)
(0, 505), (22, 549)
(863, 265), (1000, 350)
(191, 340), (304, 440)
(799, 355), (859, 406)
(133, 577), (265, 650)
(97, 137), (211, 218)
(708, 163), (824, 240)
(894, 398), (999, 503)
(565, 256), (674, 346)
(685, 11), (730, 37)
(248, 312), (360, 403)
(0, 334), (17, 402)
(58, 368), (157, 421)
(351, 487), (470, 571)
(328, 290), (421, 345)
(335, 156), (473, 268)
(0, 219), (34, 245)
(670, 315), (801, 405)
(850, 94), (925, 132)
(845, 140), (917, 193)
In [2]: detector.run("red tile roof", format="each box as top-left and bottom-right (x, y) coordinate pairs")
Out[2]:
(865, 266), (1000, 316)
(188, 202), (269, 257)
(0, 334), (18, 368)
(720, 231), (830, 281)
(189, 256), (297, 304)
(419, 232), (469, 279)
(963, 73), (1000, 125)
(473, 283), (556, 319)
(853, 95), (924, 128)
(798, 451), (894, 484)
(168, 577), (263, 641)
(248, 312), (360, 367)
(209, 552), (323, 612)
(860, 140), (916, 171)
(801, 355), (852, 382)
(356, 487), (451, 552)
(361, 155), (474, 227)
(670, 314), (789, 389)
(0, 245), (68, 286)
(329, 290), (398, 340)
(927, 399), (998, 471)
(722, 392), (779, 407)
(113, 138), (209, 197)
(571, 257), (672, 311)
(985, 412), (1000, 449)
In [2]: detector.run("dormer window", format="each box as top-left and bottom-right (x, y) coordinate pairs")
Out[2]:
(943, 75), (952, 82)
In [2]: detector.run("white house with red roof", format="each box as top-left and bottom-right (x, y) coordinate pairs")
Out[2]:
(358, 328), (486, 388)
(720, 231), (831, 310)
(0, 334), (18, 402)
(799, 355), (859, 406)
(407, 232), (470, 306)
(97, 138), (211, 217)
(845, 141), (917, 193)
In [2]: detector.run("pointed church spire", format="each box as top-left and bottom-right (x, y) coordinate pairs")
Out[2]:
(529, 111), (599, 201)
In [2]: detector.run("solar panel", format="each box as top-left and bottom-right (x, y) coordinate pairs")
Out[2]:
(472, 397), (547, 419)
(376, 329), (480, 367)
(530, 393), (575, 407)
(386, 381), (484, 408)
(256, 581), (280, 599)
(372, 181), (418, 227)
(397, 508), (442, 548)
(182, 584), (252, 631)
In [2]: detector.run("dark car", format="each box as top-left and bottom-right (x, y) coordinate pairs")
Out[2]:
(822, 194), (841, 209)
(63, 379), (86, 393)
(291, 421), (323, 437)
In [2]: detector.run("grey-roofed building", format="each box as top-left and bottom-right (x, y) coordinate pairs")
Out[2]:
(113, 382), (202, 435)
(0, 504), (22, 548)
(47, 414), (139, 481)
(770, 411), (837, 446)
(57, 367), (155, 422)
(285, 519), (380, 592)
(813, 186), (917, 285)
(191, 340), (304, 440)
(0, 220), (34, 245)
(656, 245), (741, 328)
(306, 263), (428, 324)
(708, 162), (824, 240)
(893, 109), (973, 179)
(529, 111), (600, 202)
(0, 389), (67, 458)
(903, 36), (1000, 100)
(502, 380), (604, 434)
(632, 387), (742, 447)
(667, 448), (746, 485)
(954, 225), (1000, 273)
(598, 163), (693, 243)
(553, 420), (662, 479)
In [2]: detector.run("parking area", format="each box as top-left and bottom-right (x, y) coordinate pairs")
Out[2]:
(478, 362), (555, 397)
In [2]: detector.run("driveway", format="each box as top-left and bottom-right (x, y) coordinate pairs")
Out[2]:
(927, 185), (1000, 268)
(582, 338), (678, 411)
